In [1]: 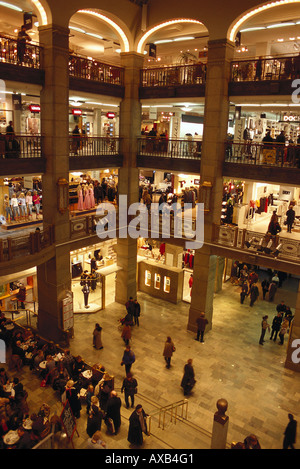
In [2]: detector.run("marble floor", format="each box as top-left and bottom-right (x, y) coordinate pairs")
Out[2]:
(6, 269), (300, 450)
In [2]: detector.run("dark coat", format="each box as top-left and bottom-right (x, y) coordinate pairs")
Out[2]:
(65, 386), (81, 417)
(127, 408), (148, 446)
(181, 363), (195, 392)
(106, 395), (122, 431)
(284, 419), (297, 444)
(86, 406), (103, 437)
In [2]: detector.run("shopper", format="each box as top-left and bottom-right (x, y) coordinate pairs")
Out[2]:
(121, 345), (136, 375)
(86, 431), (107, 449)
(163, 336), (175, 368)
(286, 206), (296, 233)
(121, 322), (131, 346)
(268, 282), (278, 302)
(259, 315), (270, 345)
(180, 359), (196, 396)
(261, 279), (270, 300)
(128, 404), (148, 447)
(133, 299), (141, 326)
(195, 312), (209, 342)
(105, 391), (122, 435)
(17, 25), (31, 64)
(86, 404), (103, 437)
(249, 283), (259, 307)
(121, 372), (138, 409)
(283, 413), (297, 449)
(244, 434), (261, 449)
(240, 281), (249, 304)
(279, 318), (289, 345)
(125, 297), (135, 323)
(270, 312), (283, 342)
(63, 380), (81, 419)
(276, 301), (287, 315)
(92, 323), (103, 350)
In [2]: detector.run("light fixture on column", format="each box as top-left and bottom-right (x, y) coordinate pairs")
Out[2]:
(264, 239), (273, 254)
(257, 238), (264, 252)
(57, 178), (69, 214)
(199, 181), (213, 212)
(245, 237), (254, 248)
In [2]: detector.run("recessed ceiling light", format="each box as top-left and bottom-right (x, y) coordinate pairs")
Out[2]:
(0, 2), (22, 12)
(69, 26), (86, 34)
(267, 22), (295, 29)
(86, 32), (103, 40)
(240, 27), (265, 32)
(277, 38), (284, 42)
(154, 40), (173, 44)
(173, 36), (195, 42)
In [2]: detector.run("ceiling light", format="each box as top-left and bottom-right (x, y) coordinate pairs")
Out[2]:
(0, 2), (22, 11)
(173, 36), (195, 42)
(289, 37), (296, 40)
(86, 32), (103, 40)
(277, 38), (284, 42)
(240, 27), (265, 32)
(69, 26), (86, 33)
(267, 22), (295, 29)
(154, 39), (173, 44)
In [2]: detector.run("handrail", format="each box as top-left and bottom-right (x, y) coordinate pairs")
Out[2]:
(148, 399), (188, 432)
(69, 54), (124, 85)
(225, 141), (300, 168)
(69, 135), (121, 156)
(231, 54), (299, 82)
(140, 63), (206, 87)
(137, 137), (201, 159)
(0, 134), (42, 159)
(0, 34), (42, 69)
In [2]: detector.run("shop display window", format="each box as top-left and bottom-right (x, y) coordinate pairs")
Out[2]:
(154, 273), (161, 290)
(164, 276), (171, 293)
(145, 270), (151, 287)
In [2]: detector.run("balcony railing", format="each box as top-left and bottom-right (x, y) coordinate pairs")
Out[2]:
(69, 136), (121, 156)
(0, 34), (42, 69)
(0, 134), (42, 159)
(140, 64), (206, 87)
(69, 54), (124, 85)
(137, 137), (201, 159)
(213, 224), (300, 262)
(225, 141), (300, 168)
(231, 55), (299, 82)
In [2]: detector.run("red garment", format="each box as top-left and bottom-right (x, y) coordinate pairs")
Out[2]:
(159, 243), (165, 255)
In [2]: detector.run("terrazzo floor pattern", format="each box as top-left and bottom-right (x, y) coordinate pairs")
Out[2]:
(7, 273), (300, 450)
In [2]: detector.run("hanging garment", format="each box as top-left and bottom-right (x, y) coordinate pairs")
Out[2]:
(77, 189), (84, 210)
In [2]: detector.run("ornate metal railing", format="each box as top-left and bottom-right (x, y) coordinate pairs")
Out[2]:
(140, 63), (206, 87)
(69, 136), (121, 156)
(225, 141), (300, 168)
(0, 134), (42, 159)
(137, 137), (201, 159)
(69, 54), (124, 85)
(231, 55), (299, 82)
(0, 34), (42, 69)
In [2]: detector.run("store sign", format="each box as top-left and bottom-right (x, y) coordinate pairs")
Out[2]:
(23, 12), (33, 30)
(283, 115), (298, 122)
(72, 109), (82, 116)
(106, 112), (115, 119)
(29, 104), (40, 113)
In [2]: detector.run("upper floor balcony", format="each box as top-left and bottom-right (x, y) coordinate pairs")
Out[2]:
(139, 64), (206, 99)
(0, 134), (123, 176)
(229, 55), (299, 96)
(137, 136), (201, 172)
(224, 141), (300, 185)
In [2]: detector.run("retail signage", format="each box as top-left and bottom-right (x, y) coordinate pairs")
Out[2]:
(72, 109), (82, 116)
(12, 94), (22, 111)
(149, 43), (156, 58)
(262, 148), (276, 165)
(23, 12), (33, 30)
(62, 290), (74, 331)
(106, 112), (115, 119)
(29, 104), (40, 113)
(282, 115), (299, 122)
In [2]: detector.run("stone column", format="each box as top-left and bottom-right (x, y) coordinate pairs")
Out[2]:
(115, 52), (144, 304)
(188, 39), (234, 332)
(188, 247), (217, 333)
(36, 25), (72, 344)
(285, 281), (300, 372)
(211, 399), (229, 449)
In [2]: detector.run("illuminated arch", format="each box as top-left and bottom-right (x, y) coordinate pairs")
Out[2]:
(137, 18), (204, 54)
(31, 0), (48, 25)
(228, 0), (300, 42)
(78, 9), (130, 52)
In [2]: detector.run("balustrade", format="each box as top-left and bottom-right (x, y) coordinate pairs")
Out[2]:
(225, 141), (300, 168)
(140, 64), (206, 87)
(231, 55), (300, 82)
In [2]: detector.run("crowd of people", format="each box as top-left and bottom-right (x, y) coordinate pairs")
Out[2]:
(259, 300), (294, 346)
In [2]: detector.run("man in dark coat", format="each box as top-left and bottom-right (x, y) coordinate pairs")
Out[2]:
(283, 413), (297, 449)
(249, 283), (259, 307)
(128, 404), (148, 447)
(181, 359), (196, 396)
(106, 391), (122, 435)
(270, 312), (283, 342)
(133, 299), (141, 327)
(195, 313), (208, 342)
(286, 207), (295, 233)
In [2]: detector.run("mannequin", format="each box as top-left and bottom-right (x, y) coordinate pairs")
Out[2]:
(3, 195), (12, 222)
(18, 192), (26, 220)
(83, 184), (91, 210)
(82, 283), (90, 308)
(11, 193), (19, 222)
(25, 191), (33, 219)
(89, 183), (95, 209)
(77, 185), (84, 211)
(32, 190), (41, 219)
